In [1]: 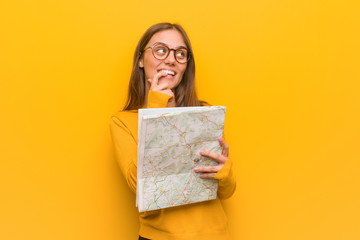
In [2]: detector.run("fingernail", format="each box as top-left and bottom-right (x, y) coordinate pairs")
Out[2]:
(200, 150), (205, 155)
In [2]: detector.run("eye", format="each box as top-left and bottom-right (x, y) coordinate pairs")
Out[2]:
(154, 46), (167, 56)
(176, 50), (187, 59)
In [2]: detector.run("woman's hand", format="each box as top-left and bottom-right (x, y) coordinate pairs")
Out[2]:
(194, 137), (229, 178)
(147, 71), (175, 99)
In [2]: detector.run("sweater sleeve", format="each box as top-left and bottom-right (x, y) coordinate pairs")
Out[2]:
(109, 115), (138, 194)
(147, 90), (172, 108)
(109, 91), (171, 193)
(213, 155), (236, 200)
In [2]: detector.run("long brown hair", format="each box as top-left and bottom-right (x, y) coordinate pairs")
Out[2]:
(123, 22), (206, 110)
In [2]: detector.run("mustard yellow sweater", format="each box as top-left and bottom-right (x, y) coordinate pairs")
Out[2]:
(110, 91), (236, 240)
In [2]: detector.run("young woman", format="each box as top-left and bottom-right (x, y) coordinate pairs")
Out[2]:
(110, 22), (236, 240)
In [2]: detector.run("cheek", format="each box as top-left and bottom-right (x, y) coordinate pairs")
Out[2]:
(178, 67), (187, 79)
(144, 60), (158, 78)
(175, 71), (186, 86)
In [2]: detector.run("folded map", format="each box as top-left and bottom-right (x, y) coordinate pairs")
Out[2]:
(136, 106), (226, 212)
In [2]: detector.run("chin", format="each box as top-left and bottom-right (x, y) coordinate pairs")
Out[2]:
(159, 78), (178, 88)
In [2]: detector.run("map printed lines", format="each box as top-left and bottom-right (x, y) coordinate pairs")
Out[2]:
(138, 106), (225, 211)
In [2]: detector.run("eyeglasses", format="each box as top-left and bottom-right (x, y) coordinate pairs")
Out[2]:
(142, 42), (190, 64)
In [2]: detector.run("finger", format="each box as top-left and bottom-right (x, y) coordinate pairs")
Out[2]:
(218, 137), (229, 157)
(200, 150), (226, 163)
(162, 89), (174, 98)
(151, 71), (168, 88)
(199, 173), (216, 178)
(195, 165), (222, 173)
(156, 82), (170, 91)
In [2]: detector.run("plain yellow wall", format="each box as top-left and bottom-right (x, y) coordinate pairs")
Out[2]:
(1, 0), (359, 239)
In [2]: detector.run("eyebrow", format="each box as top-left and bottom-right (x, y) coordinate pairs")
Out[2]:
(156, 42), (187, 49)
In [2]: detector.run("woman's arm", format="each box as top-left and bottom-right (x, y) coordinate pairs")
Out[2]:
(195, 137), (236, 200)
(110, 88), (172, 193)
(110, 116), (138, 193)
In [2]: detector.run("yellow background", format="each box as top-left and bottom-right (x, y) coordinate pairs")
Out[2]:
(1, 0), (359, 239)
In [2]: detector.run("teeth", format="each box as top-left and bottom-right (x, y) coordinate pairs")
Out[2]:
(162, 70), (175, 76)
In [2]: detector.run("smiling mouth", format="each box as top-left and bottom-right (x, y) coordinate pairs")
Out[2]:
(158, 69), (176, 76)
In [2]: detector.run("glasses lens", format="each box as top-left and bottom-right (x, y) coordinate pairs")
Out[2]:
(151, 43), (189, 63)
(175, 48), (188, 63)
(152, 44), (169, 60)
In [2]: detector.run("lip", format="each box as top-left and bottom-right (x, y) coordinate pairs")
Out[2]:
(161, 74), (175, 79)
(157, 68), (177, 76)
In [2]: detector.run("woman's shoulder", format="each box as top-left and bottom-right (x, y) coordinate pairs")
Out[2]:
(111, 109), (138, 124)
(110, 109), (139, 135)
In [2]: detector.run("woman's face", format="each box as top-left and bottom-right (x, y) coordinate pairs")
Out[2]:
(139, 29), (188, 90)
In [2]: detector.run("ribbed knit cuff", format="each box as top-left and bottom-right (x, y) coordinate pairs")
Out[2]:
(147, 91), (171, 108)
(214, 156), (232, 180)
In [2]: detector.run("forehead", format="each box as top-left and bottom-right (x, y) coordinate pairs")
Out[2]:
(147, 29), (186, 48)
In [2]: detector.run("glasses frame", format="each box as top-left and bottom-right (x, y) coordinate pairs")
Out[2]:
(141, 42), (191, 64)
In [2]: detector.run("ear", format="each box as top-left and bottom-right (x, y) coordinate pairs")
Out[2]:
(139, 57), (144, 68)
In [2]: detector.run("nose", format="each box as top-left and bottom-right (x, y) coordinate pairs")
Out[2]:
(164, 49), (176, 64)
